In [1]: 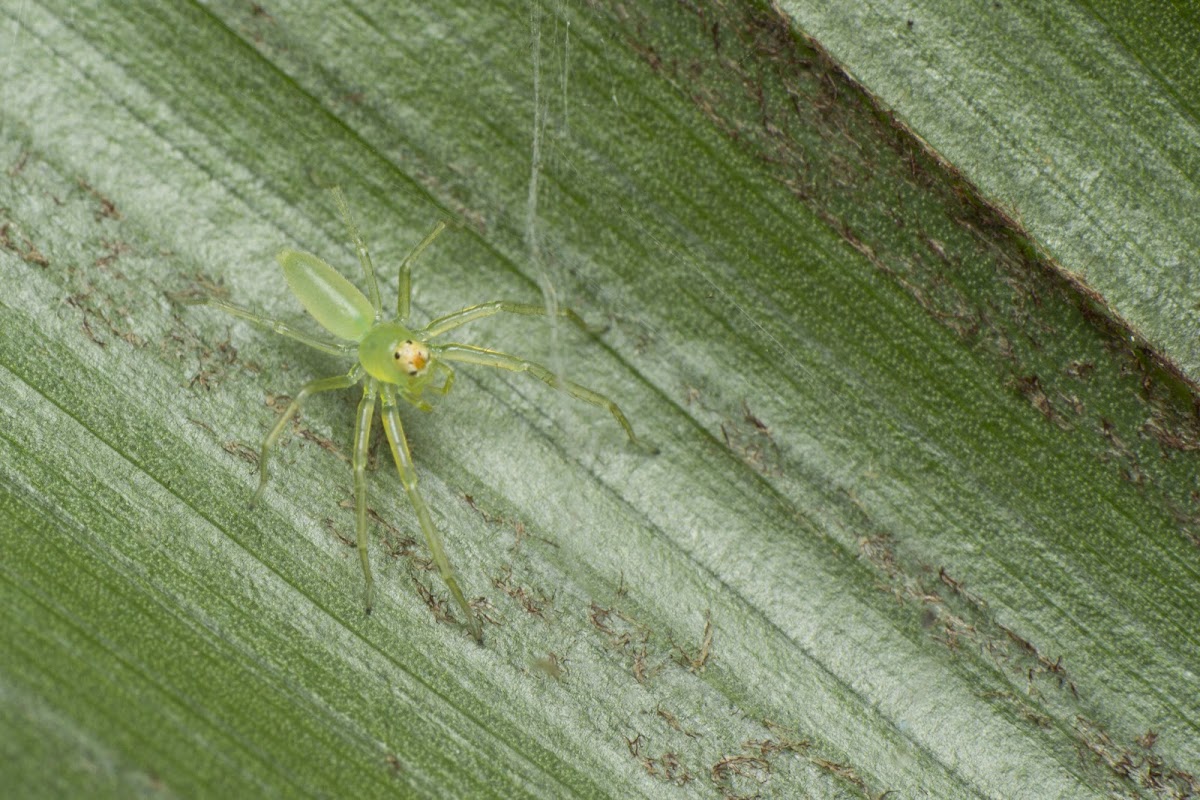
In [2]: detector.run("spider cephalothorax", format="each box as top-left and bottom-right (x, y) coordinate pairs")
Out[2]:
(185, 187), (646, 642)
(358, 323), (433, 384)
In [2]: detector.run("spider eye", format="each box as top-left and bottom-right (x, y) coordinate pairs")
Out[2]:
(390, 338), (430, 379)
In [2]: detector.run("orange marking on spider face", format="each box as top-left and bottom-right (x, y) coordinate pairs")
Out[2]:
(412, 351), (428, 371)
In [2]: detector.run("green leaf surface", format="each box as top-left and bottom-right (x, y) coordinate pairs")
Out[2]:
(1, 2), (1197, 798)
(779, 0), (1200, 381)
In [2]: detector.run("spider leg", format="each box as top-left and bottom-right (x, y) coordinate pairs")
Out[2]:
(331, 186), (382, 317)
(179, 296), (355, 356)
(436, 343), (646, 448)
(399, 363), (454, 411)
(430, 360), (455, 396)
(252, 367), (362, 505)
(396, 221), (447, 322)
(353, 379), (379, 613)
(379, 384), (482, 642)
(421, 301), (589, 339)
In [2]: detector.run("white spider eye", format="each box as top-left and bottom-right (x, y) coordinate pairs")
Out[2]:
(393, 339), (430, 377)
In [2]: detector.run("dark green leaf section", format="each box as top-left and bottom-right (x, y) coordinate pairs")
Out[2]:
(1, 1), (1197, 799)
(778, 0), (1200, 381)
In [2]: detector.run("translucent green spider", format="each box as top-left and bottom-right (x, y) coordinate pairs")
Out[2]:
(186, 189), (643, 641)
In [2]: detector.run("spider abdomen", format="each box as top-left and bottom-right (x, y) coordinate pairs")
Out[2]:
(278, 248), (374, 341)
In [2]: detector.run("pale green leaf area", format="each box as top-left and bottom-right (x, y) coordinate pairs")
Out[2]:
(779, 0), (1200, 382)
(1, 2), (1198, 799)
